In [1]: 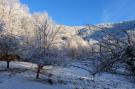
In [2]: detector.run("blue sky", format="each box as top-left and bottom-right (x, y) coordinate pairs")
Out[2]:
(20, 0), (135, 26)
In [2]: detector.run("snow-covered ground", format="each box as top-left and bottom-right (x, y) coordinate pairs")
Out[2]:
(0, 61), (135, 89)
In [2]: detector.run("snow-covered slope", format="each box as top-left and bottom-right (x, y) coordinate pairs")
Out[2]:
(0, 61), (135, 89)
(76, 20), (135, 42)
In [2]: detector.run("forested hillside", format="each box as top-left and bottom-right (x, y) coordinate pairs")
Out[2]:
(0, 0), (135, 89)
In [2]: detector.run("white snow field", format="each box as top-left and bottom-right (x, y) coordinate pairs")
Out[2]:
(0, 61), (135, 89)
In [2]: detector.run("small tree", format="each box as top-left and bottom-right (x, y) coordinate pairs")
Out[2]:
(0, 34), (20, 68)
(95, 30), (135, 77)
(0, 20), (20, 69)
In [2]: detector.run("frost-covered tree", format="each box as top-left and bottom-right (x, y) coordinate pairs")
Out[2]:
(62, 34), (89, 59)
(20, 13), (63, 79)
(0, 26), (20, 69)
(95, 30), (135, 77)
(0, 0), (32, 36)
(0, 0), (34, 69)
(32, 13), (63, 79)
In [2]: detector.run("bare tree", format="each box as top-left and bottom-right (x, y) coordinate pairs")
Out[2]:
(0, 0), (35, 69)
(21, 13), (62, 79)
(0, 20), (20, 68)
(95, 30), (135, 77)
(0, 33), (20, 69)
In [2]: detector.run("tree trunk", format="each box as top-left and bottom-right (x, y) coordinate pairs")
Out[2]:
(36, 64), (43, 79)
(127, 61), (135, 75)
(7, 60), (10, 69)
